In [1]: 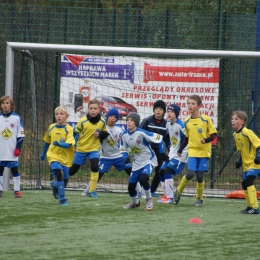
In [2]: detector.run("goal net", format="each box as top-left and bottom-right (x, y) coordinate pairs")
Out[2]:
(5, 42), (260, 198)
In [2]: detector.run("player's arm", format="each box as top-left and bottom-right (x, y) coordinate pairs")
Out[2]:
(158, 138), (169, 162)
(14, 137), (24, 157)
(254, 147), (260, 164)
(236, 154), (242, 168)
(163, 132), (171, 151)
(201, 133), (217, 144)
(40, 142), (50, 161)
(177, 136), (188, 155)
(53, 141), (71, 148)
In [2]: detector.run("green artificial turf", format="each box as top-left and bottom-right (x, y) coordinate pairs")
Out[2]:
(0, 190), (259, 260)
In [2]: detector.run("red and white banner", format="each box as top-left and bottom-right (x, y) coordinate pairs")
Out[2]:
(60, 55), (219, 128)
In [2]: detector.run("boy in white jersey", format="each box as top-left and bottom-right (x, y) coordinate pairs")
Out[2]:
(174, 95), (217, 206)
(40, 106), (75, 206)
(232, 110), (260, 214)
(0, 95), (25, 198)
(121, 112), (168, 211)
(81, 108), (144, 197)
(157, 104), (188, 204)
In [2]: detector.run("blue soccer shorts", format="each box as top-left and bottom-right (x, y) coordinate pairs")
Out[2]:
(99, 157), (131, 174)
(129, 164), (154, 184)
(50, 161), (69, 180)
(73, 151), (99, 165)
(187, 157), (209, 172)
(161, 158), (186, 175)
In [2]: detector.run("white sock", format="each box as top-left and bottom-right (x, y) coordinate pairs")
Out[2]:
(135, 182), (142, 193)
(161, 181), (166, 196)
(143, 189), (151, 199)
(165, 178), (174, 199)
(0, 175), (3, 191)
(13, 175), (20, 191)
(131, 195), (139, 204)
(84, 182), (90, 193)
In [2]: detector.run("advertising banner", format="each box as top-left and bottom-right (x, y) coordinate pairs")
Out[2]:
(60, 54), (219, 129)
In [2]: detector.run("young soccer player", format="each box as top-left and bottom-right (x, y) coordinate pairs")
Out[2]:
(174, 95), (217, 206)
(157, 104), (188, 204)
(121, 112), (168, 211)
(81, 108), (144, 197)
(231, 110), (260, 214)
(40, 106), (75, 206)
(0, 95), (24, 198)
(139, 100), (169, 197)
(69, 99), (108, 198)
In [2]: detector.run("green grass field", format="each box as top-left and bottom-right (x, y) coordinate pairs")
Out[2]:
(1, 190), (259, 260)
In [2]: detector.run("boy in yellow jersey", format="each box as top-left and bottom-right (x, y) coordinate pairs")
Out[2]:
(231, 110), (260, 214)
(69, 99), (108, 198)
(174, 95), (217, 206)
(40, 106), (75, 206)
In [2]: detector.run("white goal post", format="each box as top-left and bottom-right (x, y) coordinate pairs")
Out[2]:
(4, 42), (260, 193)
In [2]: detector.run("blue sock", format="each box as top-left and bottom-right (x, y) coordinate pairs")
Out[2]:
(54, 181), (66, 202)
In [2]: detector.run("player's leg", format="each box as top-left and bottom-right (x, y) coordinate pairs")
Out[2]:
(150, 150), (163, 197)
(123, 169), (140, 209)
(244, 171), (259, 214)
(10, 162), (22, 198)
(163, 167), (175, 204)
(69, 152), (86, 176)
(241, 172), (251, 213)
(0, 164), (5, 197)
(88, 152), (100, 198)
(139, 164), (154, 211)
(156, 162), (167, 202)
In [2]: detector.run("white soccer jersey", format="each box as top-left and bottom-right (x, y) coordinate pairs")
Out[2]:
(121, 128), (163, 171)
(100, 124), (125, 159)
(0, 112), (25, 161)
(167, 119), (188, 163)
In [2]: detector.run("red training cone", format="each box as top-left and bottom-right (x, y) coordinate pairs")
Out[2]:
(189, 217), (203, 224)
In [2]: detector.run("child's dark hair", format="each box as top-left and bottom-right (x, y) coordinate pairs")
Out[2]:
(232, 110), (248, 125)
(0, 95), (15, 112)
(188, 95), (202, 106)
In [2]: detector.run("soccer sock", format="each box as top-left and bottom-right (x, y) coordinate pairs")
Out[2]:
(0, 175), (3, 191)
(160, 181), (166, 196)
(54, 181), (66, 201)
(135, 182), (142, 193)
(196, 181), (205, 200)
(84, 182), (90, 193)
(143, 188), (152, 199)
(243, 189), (250, 207)
(89, 172), (99, 192)
(165, 174), (173, 199)
(13, 175), (21, 191)
(131, 195), (140, 205)
(247, 185), (259, 210)
(177, 176), (189, 194)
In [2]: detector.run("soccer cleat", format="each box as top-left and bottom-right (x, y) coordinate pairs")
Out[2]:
(50, 181), (59, 200)
(81, 190), (88, 196)
(240, 206), (252, 213)
(193, 199), (203, 207)
(162, 197), (173, 204)
(14, 191), (22, 198)
(243, 208), (259, 214)
(123, 200), (140, 209)
(151, 192), (160, 198)
(138, 190), (146, 199)
(60, 200), (69, 207)
(87, 191), (98, 198)
(0, 191), (2, 197)
(156, 195), (167, 203)
(146, 198), (153, 211)
(173, 192), (181, 205)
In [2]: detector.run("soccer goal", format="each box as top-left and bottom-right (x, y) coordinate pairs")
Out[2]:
(4, 42), (260, 197)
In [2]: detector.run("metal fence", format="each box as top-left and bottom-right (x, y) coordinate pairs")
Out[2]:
(0, 1), (260, 196)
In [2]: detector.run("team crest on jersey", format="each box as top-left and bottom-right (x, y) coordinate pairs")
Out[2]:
(10, 123), (14, 128)
(60, 138), (65, 142)
(175, 131), (179, 136)
(136, 139), (141, 144)
(1, 127), (13, 140)
(198, 128), (202, 133)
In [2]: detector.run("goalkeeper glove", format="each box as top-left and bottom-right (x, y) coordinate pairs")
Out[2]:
(254, 147), (260, 164)
(14, 149), (21, 157)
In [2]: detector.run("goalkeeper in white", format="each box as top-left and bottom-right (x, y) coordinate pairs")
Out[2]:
(121, 112), (168, 211)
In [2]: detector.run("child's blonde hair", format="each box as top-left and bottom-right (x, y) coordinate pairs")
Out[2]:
(54, 105), (69, 116)
(188, 95), (202, 106)
(0, 95), (15, 112)
(88, 99), (100, 107)
(232, 110), (248, 126)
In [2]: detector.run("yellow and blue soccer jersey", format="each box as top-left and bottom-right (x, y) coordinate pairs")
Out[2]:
(233, 127), (260, 172)
(75, 116), (106, 153)
(184, 114), (217, 158)
(0, 112), (25, 161)
(43, 123), (75, 167)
